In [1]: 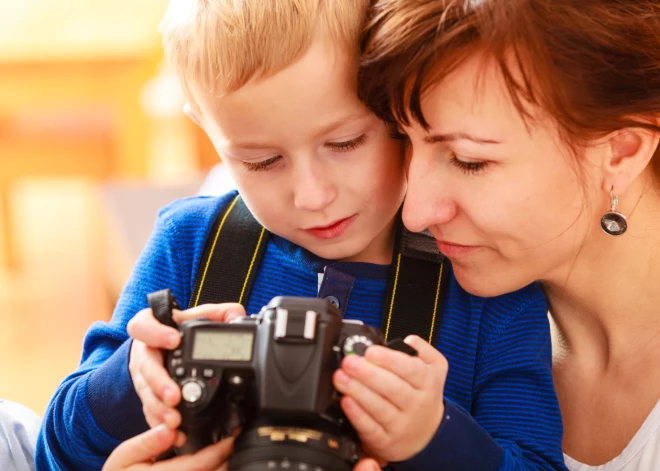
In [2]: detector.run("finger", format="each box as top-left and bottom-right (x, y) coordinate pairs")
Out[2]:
(334, 369), (400, 433)
(128, 309), (181, 350)
(173, 303), (246, 324)
(363, 345), (429, 390)
(353, 457), (382, 471)
(103, 425), (177, 470)
(340, 395), (386, 446)
(339, 354), (416, 410)
(140, 347), (181, 408)
(153, 436), (235, 471)
(361, 444), (389, 468)
(404, 335), (448, 368)
(140, 385), (181, 429)
(131, 369), (163, 428)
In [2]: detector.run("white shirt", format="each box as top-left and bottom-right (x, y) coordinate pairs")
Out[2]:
(0, 400), (41, 471)
(564, 399), (660, 471)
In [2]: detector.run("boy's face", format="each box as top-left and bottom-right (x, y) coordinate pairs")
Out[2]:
(189, 38), (406, 264)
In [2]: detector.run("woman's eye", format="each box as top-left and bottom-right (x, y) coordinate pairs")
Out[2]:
(450, 156), (488, 175)
(326, 134), (368, 152)
(243, 155), (282, 172)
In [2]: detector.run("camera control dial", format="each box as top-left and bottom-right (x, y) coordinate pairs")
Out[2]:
(342, 335), (373, 357)
(181, 380), (204, 404)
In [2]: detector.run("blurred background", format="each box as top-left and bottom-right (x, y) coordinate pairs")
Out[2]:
(0, 1), (230, 415)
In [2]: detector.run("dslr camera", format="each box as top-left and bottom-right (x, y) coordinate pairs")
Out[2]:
(148, 290), (416, 471)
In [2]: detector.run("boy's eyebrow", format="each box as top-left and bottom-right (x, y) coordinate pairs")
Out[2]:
(230, 113), (372, 150)
(424, 132), (502, 145)
(314, 112), (371, 138)
(232, 141), (277, 150)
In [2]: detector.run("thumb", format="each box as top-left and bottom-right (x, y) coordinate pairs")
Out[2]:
(103, 425), (176, 470)
(353, 458), (382, 471)
(173, 303), (246, 324)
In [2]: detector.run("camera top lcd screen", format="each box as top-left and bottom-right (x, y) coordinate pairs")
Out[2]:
(192, 330), (254, 361)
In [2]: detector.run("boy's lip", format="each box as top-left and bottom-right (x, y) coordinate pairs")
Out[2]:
(304, 215), (357, 239)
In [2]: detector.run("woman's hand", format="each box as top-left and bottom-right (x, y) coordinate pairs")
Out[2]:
(102, 425), (234, 471)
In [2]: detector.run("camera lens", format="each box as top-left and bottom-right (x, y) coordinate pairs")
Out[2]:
(228, 421), (359, 471)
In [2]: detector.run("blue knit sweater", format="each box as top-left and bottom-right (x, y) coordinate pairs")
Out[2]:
(35, 191), (566, 471)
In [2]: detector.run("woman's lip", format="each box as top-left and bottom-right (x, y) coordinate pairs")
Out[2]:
(304, 215), (357, 239)
(436, 241), (480, 257)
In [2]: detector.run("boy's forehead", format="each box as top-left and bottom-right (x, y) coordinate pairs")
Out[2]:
(192, 38), (369, 144)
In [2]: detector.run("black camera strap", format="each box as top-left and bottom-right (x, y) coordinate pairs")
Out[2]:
(189, 195), (449, 345)
(189, 195), (269, 309)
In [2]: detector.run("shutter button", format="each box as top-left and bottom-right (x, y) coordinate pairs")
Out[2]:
(324, 295), (340, 309)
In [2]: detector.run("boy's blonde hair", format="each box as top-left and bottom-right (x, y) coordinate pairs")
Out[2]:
(160, 0), (370, 107)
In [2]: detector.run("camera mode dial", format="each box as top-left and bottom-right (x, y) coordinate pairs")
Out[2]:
(342, 335), (373, 357)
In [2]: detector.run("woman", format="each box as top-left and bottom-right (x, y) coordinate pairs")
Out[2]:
(357, 0), (660, 469)
(108, 0), (660, 469)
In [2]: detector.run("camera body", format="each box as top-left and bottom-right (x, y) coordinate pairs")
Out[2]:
(159, 295), (395, 471)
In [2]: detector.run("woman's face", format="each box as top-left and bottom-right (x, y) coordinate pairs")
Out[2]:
(401, 53), (608, 297)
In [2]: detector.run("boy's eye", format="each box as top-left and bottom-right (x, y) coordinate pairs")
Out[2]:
(326, 134), (368, 152)
(243, 155), (282, 172)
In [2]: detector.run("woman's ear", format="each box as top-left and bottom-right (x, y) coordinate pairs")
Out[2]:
(183, 102), (203, 128)
(601, 127), (660, 194)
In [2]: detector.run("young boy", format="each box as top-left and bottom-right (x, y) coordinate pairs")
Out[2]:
(35, 1), (566, 470)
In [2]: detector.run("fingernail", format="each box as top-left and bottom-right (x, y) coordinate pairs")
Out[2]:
(334, 369), (350, 387)
(168, 333), (180, 348)
(175, 431), (187, 447)
(163, 388), (177, 405)
(154, 424), (168, 438)
(164, 410), (179, 427)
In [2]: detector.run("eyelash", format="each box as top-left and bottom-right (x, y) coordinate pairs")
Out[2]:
(243, 156), (281, 172)
(390, 129), (488, 175)
(242, 135), (369, 172)
(450, 156), (488, 175)
(326, 134), (368, 152)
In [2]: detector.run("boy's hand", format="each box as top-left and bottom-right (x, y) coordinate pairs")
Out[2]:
(332, 335), (448, 463)
(127, 303), (247, 429)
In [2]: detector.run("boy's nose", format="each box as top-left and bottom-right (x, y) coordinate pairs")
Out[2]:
(293, 168), (337, 212)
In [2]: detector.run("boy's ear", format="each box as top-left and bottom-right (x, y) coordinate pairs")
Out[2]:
(183, 102), (203, 127)
(600, 126), (660, 194)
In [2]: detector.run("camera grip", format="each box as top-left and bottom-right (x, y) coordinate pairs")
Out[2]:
(175, 424), (215, 454)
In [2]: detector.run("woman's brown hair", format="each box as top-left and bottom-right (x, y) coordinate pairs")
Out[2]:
(359, 0), (660, 177)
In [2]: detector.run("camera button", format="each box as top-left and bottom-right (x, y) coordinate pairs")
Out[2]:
(202, 368), (214, 379)
(324, 295), (340, 308)
(174, 366), (185, 377)
(182, 381), (204, 403)
(173, 349), (183, 357)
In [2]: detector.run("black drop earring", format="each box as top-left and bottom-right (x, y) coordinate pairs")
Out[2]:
(600, 188), (627, 236)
